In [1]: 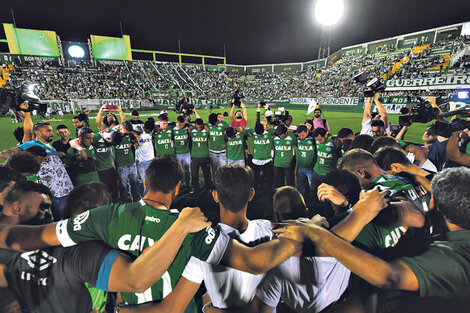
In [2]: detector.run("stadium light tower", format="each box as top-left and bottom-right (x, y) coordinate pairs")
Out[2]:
(313, 0), (345, 59)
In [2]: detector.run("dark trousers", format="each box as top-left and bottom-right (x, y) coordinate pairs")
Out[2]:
(191, 157), (212, 190)
(274, 166), (295, 188)
(98, 168), (120, 202)
(249, 160), (274, 195)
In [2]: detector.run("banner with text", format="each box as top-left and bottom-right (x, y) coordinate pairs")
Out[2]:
(385, 76), (470, 90)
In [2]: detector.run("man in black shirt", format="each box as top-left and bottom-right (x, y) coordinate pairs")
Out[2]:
(52, 124), (71, 158)
(73, 116), (84, 138)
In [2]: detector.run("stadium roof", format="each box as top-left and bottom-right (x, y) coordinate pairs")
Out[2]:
(1, 0), (470, 65)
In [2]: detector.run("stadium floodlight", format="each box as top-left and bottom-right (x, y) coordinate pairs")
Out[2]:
(457, 90), (469, 100)
(314, 0), (345, 26)
(68, 45), (85, 58)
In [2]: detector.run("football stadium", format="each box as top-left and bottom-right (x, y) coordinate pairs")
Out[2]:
(0, 0), (469, 312)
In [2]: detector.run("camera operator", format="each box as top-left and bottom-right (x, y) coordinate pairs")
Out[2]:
(361, 93), (390, 136)
(230, 99), (248, 129)
(446, 129), (470, 167)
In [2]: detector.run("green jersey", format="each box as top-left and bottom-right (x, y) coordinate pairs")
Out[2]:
(314, 134), (340, 175)
(209, 121), (229, 152)
(227, 130), (246, 161)
(190, 128), (209, 158)
(273, 134), (297, 168)
(56, 200), (227, 306)
(172, 126), (190, 155)
(247, 129), (273, 161)
(154, 129), (174, 156)
(113, 133), (135, 168)
(64, 146), (100, 186)
(296, 137), (316, 170)
(93, 132), (113, 172)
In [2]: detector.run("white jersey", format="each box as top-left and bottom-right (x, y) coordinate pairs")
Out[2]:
(406, 152), (437, 173)
(135, 132), (155, 162)
(182, 220), (273, 309)
(256, 256), (350, 313)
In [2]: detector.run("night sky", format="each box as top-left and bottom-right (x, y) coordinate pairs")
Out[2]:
(1, 0), (469, 65)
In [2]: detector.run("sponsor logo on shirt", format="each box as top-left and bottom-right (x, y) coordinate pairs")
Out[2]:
(73, 211), (90, 231)
(174, 135), (188, 140)
(115, 143), (131, 150)
(275, 146), (292, 151)
(205, 227), (216, 244)
(385, 226), (407, 248)
(298, 145), (314, 151)
(20, 250), (58, 286)
(157, 139), (172, 145)
(254, 139), (270, 145)
(228, 140), (242, 146)
(96, 147), (110, 153)
(145, 216), (161, 223)
(117, 234), (156, 252)
(210, 131), (223, 136)
(193, 137), (208, 142)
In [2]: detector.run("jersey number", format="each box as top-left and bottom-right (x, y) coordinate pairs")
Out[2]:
(135, 271), (172, 303)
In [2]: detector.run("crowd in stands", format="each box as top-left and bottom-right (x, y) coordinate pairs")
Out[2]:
(2, 36), (469, 102)
(0, 89), (469, 313)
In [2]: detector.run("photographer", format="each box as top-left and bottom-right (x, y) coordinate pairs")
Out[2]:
(230, 100), (248, 129)
(361, 93), (390, 136)
(96, 104), (126, 131)
(446, 129), (470, 167)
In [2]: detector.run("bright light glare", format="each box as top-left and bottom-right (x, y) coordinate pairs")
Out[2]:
(314, 0), (344, 26)
(68, 45), (85, 58)
(457, 91), (469, 100)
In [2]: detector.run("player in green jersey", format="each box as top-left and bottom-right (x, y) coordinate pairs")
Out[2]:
(0, 155), (302, 309)
(296, 125), (316, 200)
(246, 123), (274, 194)
(111, 121), (140, 203)
(64, 127), (100, 186)
(154, 115), (175, 156)
(189, 118), (212, 192)
(311, 127), (342, 203)
(208, 113), (229, 178)
(172, 116), (192, 191)
(273, 124), (297, 188)
(226, 127), (246, 165)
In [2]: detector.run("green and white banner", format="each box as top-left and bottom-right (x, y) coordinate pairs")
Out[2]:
(385, 76), (470, 90)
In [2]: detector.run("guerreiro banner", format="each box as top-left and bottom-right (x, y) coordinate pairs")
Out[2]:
(385, 76), (470, 90)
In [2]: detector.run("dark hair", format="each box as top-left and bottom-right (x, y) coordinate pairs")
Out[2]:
(145, 154), (184, 194)
(371, 136), (399, 153)
(351, 134), (374, 153)
(13, 127), (24, 144)
(103, 113), (118, 127)
(337, 128), (354, 139)
(374, 147), (411, 171)
(72, 116), (81, 121)
(432, 167), (470, 229)
(25, 145), (47, 158)
(195, 118), (204, 125)
(314, 108), (322, 113)
(158, 114), (168, 122)
(144, 120), (155, 132)
(338, 148), (377, 171)
(225, 127), (236, 138)
(313, 127), (327, 137)
(208, 113), (218, 126)
(297, 125), (308, 134)
(255, 123), (265, 135)
(215, 165), (254, 213)
(323, 169), (361, 206)
(56, 124), (68, 130)
(131, 110), (139, 116)
(78, 127), (94, 138)
(5, 152), (40, 175)
(425, 123), (437, 137)
(371, 120), (385, 128)
(0, 166), (25, 193)
(305, 119), (313, 125)
(176, 115), (185, 123)
(63, 182), (112, 219)
(275, 124), (288, 137)
(4, 180), (51, 205)
(273, 186), (307, 221)
(33, 121), (50, 133)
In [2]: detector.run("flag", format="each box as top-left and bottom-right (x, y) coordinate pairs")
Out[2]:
(307, 99), (318, 115)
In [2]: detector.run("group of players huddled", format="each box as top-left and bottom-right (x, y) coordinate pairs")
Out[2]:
(0, 93), (469, 313)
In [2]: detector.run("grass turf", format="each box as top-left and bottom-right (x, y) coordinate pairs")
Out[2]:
(0, 108), (430, 153)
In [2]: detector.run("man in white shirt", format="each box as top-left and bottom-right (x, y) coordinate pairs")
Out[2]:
(135, 120), (155, 196)
(361, 93), (390, 137)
